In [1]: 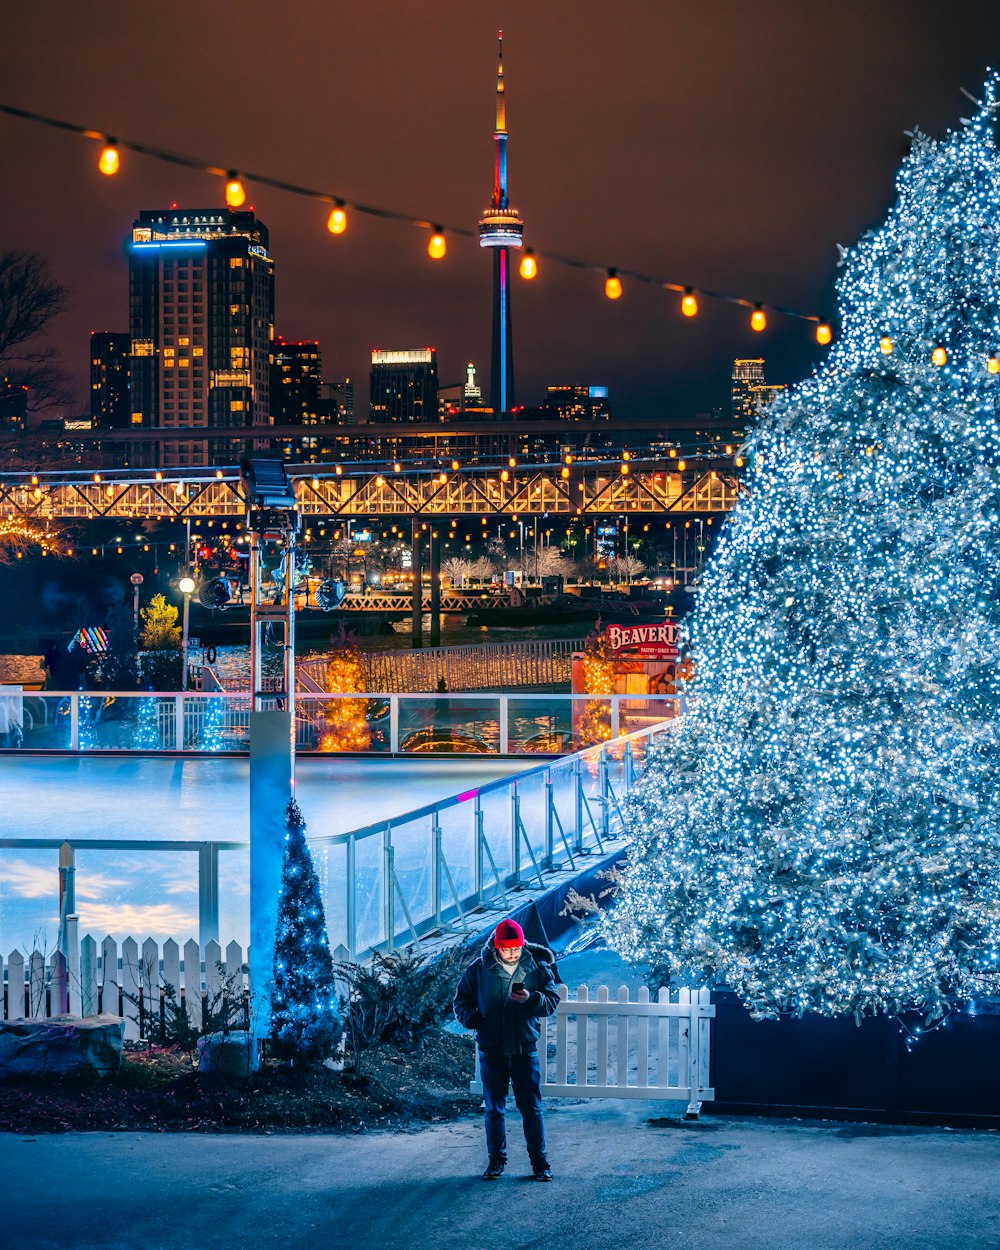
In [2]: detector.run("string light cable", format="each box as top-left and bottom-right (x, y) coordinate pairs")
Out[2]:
(0, 98), (831, 338)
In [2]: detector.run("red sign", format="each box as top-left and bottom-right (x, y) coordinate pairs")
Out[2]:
(604, 621), (679, 660)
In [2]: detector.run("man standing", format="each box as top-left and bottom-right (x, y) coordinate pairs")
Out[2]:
(454, 918), (560, 1181)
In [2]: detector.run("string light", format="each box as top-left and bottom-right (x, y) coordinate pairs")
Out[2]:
(932, 346), (948, 366)
(0, 99), (842, 337)
(98, 142), (119, 176)
(427, 230), (447, 259)
(519, 249), (537, 279)
(750, 305), (767, 332)
(605, 269), (623, 300)
(681, 289), (699, 317)
(988, 356), (1000, 374)
(815, 321), (833, 345)
(225, 174), (246, 208)
(880, 335), (894, 354)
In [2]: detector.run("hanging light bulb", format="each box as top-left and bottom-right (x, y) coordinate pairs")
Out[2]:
(519, 250), (537, 280)
(225, 174), (246, 208)
(98, 142), (120, 176)
(931, 346), (947, 366)
(427, 230), (447, 259)
(987, 356), (1000, 375)
(750, 306), (767, 332)
(327, 205), (348, 235)
(815, 321), (832, 346)
(605, 269), (623, 300)
(681, 289), (698, 318)
(879, 335), (894, 354)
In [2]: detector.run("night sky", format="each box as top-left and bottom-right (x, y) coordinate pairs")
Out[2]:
(1, 2), (996, 423)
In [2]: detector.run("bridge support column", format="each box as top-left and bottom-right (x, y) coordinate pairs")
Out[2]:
(429, 527), (441, 648)
(411, 519), (424, 649)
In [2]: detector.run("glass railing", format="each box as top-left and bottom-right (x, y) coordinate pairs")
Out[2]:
(0, 690), (688, 755)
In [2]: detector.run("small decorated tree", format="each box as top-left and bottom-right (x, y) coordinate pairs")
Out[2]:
(319, 629), (371, 751)
(270, 799), (341, 1064)
(577, 624), (615, 746)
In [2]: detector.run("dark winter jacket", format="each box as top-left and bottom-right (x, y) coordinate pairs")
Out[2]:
(453, 939), (561, 1056)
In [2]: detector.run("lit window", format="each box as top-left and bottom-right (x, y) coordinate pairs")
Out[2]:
(164, 359), (175, 368)
(163, 348), (175, 357)
(231, 400), (245, 412)
(230, 258), (243, 269)
(179, 359), (190, 368)
(192, 347), (204, 357)
(178, 336), (190, 347)
(131, 413), (143, 424)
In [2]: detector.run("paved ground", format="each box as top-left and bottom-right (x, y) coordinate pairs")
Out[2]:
(2, 1104), (998, 1250)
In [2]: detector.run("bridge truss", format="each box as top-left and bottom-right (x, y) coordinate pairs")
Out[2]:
(0, 462), (739, 521)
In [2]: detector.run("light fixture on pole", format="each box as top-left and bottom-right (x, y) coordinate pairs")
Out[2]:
(178, 576), (195, 691)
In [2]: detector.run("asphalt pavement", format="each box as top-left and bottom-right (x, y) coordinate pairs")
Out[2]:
(2, 1102), (998, 1250)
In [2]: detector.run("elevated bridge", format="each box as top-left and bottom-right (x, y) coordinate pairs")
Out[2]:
(0, 460), (739, 520)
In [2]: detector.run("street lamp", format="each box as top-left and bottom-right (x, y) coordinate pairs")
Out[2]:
(178, 576), (195, 691)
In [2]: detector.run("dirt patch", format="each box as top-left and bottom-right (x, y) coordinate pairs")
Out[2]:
(0, 1031), (480, 1134)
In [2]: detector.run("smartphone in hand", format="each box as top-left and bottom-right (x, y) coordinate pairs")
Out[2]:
(512, 981), (525, 994)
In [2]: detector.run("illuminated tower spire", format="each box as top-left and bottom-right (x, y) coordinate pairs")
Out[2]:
(479, 30), (523, 416)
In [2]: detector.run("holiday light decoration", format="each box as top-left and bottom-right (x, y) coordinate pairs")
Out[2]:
(427, 230), (447, 259)
(681, 290), (699, 317)
(519, 250), (537, 279)
(0, 99), (832, 336)
(319, 637), (372, 751)
(604, 270), (623, 300)
(0, 517), (59, 562)
(270, 798), (340, 1063)
(604, 74), (1000, 1023)
(577, 629), (616, 746)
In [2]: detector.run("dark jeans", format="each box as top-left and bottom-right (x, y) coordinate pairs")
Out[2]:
(479, 1048), (547, 1165)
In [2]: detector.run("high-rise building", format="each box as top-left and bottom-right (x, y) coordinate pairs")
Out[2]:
(479, 32), (523, 416)
(90, 332), (131, 428)
(270, 337), (321, 425)
(542, 385), (611, 421)
(731, 358), (766, 425)
(0, 377), (28, 432)
(128, 208), (274, 465)
(369, 349), (439, 423)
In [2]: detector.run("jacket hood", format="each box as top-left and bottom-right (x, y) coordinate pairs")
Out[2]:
(481, 937), (555, 968)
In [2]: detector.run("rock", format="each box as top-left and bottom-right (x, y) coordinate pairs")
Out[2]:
(0, 1015), (124, 1079)
(197, 1031), (259, 1082)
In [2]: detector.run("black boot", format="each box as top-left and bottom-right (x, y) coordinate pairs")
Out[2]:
(482, 1158), (506, 1180)
(532, 1159), (553, 1182)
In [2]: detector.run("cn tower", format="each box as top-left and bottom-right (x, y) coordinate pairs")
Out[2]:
(479, 31), (523, 417)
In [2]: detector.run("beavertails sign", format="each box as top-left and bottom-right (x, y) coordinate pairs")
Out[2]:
(604, 621), (679, 659)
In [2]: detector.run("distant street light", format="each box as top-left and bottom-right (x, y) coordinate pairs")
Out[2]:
(179, 576), (196, 691)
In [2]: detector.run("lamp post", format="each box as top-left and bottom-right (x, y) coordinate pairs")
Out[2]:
(179, 575), (195, 692)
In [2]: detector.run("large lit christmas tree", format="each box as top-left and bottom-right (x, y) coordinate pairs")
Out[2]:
(606, 75), (1000, 1023)
(270, 799), (341, 1063)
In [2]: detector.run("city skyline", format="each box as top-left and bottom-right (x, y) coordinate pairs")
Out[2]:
(0, 3), (996, 425)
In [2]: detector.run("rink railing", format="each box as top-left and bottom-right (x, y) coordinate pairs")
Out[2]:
(0, 689), (684, 756)
(0, 720), (677, 962)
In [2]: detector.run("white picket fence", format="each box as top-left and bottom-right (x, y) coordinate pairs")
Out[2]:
(472, 984), (715, 1117)
(1, 930), (246, 1041)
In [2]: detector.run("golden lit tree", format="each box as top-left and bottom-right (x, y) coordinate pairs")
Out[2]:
(139, 593), (181, 650)
(319, 634), (371, 752)
(0, 516), (59, 563)
(577, 628), (615, 745)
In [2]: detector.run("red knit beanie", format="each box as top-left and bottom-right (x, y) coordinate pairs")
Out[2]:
(494, 919), (525, 949)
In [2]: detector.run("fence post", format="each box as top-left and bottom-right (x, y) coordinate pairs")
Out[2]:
(611, 695), (620, 740)
(69, 693), (79, 751)
(432, 812), (443, 928)
(599, 749), (611, 841)
(346, 834), (357, 961)
(499, 696), (509, 754)
(174, 694), (184, 751)
(58, 842), (75, 962)
(65, 915), (81, 1016)
(475, 796), (485, 905)
(389, 697), (400, 753)
(511, 786), (521, 884)
(384, 825), (395, 953)
(198, 843), (220, 946)
(575, 758), (585, 853)
(544, 770), (554, 871)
